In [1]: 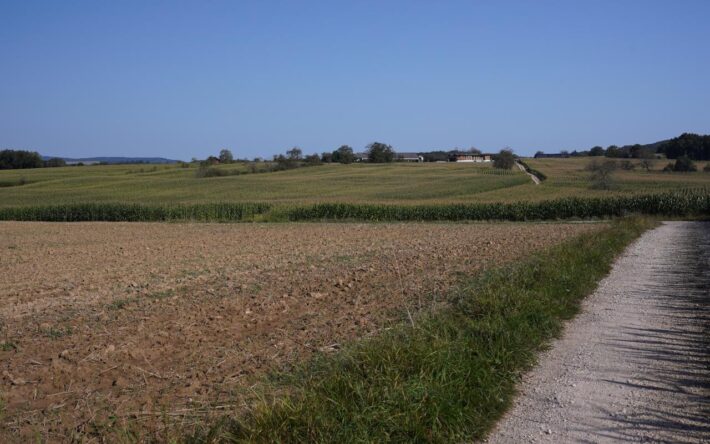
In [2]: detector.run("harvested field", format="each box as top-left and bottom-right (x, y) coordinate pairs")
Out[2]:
(0, 222), (602, 441)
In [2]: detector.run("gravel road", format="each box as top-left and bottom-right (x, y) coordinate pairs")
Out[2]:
(486, 221), (710, 443)
(515, 161), (541, 185)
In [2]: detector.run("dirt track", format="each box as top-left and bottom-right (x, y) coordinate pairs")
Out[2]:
(0, 221), (599, 441)
(486, 221), (710, 443)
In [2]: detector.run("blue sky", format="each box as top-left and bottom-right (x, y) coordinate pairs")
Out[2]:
(1, 1), (709, 160)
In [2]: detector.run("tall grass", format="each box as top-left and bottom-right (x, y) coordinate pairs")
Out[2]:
(184, 217), (652, 443)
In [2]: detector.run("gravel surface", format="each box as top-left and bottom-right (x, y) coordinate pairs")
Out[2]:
(486, 221), (710, 443)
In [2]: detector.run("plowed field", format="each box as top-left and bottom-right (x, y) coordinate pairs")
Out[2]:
(0, 222), (601, 441)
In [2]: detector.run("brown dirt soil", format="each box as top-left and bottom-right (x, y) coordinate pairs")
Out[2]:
(0, 221), (602, 442)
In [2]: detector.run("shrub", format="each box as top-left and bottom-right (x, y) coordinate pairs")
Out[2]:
(672, 155), (697, 172)
(195, 167), (231, 178)
(620, 160), (635, 171)
(493, 149), (515, 169)
(587, 159), (617, 190)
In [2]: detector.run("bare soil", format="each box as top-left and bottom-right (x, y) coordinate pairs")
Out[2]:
(0, 221), (600, 441)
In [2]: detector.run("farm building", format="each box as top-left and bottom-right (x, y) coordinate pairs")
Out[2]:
(395, 152), (424, 162)
(451, 153), (492, 162)
(354, 152), (424, 162)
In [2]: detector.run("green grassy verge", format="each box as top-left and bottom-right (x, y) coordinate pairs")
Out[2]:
(0, 189), (708, 222)
(184, 217), (652, 443)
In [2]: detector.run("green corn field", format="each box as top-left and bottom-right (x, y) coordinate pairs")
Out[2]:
(0, 188), (707, 222)
(285, 188), (710, 222)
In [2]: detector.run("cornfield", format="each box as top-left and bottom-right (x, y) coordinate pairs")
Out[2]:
(0, 202), (272, 222)
(0, 189), (707, 222)
(286, 188), (710, 221)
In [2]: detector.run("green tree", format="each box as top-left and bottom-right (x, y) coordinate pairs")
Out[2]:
(367, 142), (394, 163)
(286, 147), (303, 161)
(0, 149), (44, 169)
(605, 145), (621, 158)
(587, 159), (617, 189)
(672, 155), (697, 172)
(218, 149), (234, 164)
(304, 154), (322, 165)
(589, 146), (605, 156)
(493, 148), (515, 169)
(332, 145), (355, 164)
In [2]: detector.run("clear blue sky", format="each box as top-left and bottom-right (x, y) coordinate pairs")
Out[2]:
(1, 1), (709, 160)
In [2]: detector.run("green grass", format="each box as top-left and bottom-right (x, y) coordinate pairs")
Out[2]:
(525, 157), (710, 199)
(0, 162), (528, 206)
(1, 160), (708, 211)
(181, 217), (652, 443)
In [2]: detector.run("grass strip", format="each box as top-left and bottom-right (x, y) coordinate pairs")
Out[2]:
(185, 217), (653, 443)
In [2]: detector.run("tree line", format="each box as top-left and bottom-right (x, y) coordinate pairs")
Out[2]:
(535, 133), (710, 161)
(0, 150), (67, 170)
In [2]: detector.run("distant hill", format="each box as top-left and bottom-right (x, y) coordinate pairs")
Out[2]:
(41, 156), (180, 165)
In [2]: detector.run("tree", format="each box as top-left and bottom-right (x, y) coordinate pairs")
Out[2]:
(304, 154), (322, 165)
(605, 145), (621, 158)
(629, 144), (643, 159)
(639, 158), (654, 172)
(332, 145), (355, 164)
(468, 147), (482, 154)
(367, 142), (394, 163)
(218, 149), (234, 164)
(589, 146), (605, 156)
(0, 149), (44, 169)
(672, 155), (697, 172)
(620, 160), (635, 171)
(658, 133), (710, 160)
(587, 159), (617, 190)
(321, 152), (333, 163)
(493, 148), (515, 169)
(286, 147), (303, 161)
